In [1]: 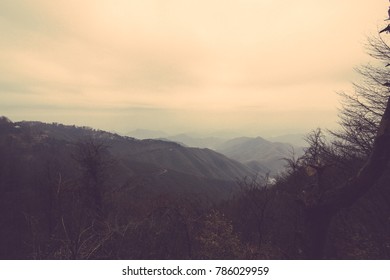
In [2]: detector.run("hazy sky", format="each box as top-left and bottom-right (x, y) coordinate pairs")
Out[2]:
(0, 0), (386, 137)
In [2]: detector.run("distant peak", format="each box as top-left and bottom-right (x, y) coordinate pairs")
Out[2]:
(254, 136), (266, 141)
(0, 116), (12, 124)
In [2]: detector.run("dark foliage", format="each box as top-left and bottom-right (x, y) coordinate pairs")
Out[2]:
(0, 108), (389, 259)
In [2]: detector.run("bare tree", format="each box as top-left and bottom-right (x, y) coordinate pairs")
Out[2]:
(331, 35), (390, 158)
(237, 175), (275, 250)
(295, 12), (390, 258)
(72, 137), (111, 217)
(50, 137), (114, 259)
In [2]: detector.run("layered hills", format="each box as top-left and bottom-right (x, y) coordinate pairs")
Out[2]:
(0, 117), (253, 202)
(127, 129), (305, 175)
(215, 137), (304, 175)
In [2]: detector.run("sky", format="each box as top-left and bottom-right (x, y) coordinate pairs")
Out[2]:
(0, 0), (387, 137)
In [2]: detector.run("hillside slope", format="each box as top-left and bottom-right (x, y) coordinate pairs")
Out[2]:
(1, 117), (253, 199)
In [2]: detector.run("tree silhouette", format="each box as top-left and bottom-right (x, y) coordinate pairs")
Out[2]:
(298, 12), (390, 258)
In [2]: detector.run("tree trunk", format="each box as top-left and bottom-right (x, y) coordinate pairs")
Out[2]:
(304, 207), (332, 259)
(303, 96), (390, 259)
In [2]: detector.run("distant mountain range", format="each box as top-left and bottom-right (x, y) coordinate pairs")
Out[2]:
(159, 134), (226, 150)
(127, 129), (306, 175)
(1, 117), (255, 203)
(0, 116), (304, 208)
(215, 137), (304, 175)
(127, 129), (227, 149)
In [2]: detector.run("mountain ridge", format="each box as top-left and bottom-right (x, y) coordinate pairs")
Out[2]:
(0, 117), (254, 201)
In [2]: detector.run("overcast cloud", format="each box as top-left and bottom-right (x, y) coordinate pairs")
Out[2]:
(0, 0), (386, 136)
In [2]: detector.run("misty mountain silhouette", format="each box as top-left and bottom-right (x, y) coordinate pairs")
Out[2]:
(216, 137), (304, 175)
(0, 117), (255, 202)
(127, 130), (305, 175)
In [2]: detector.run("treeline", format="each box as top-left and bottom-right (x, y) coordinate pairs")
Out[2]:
(0, 100), (389, 260)
(0, 118), (245, 259)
